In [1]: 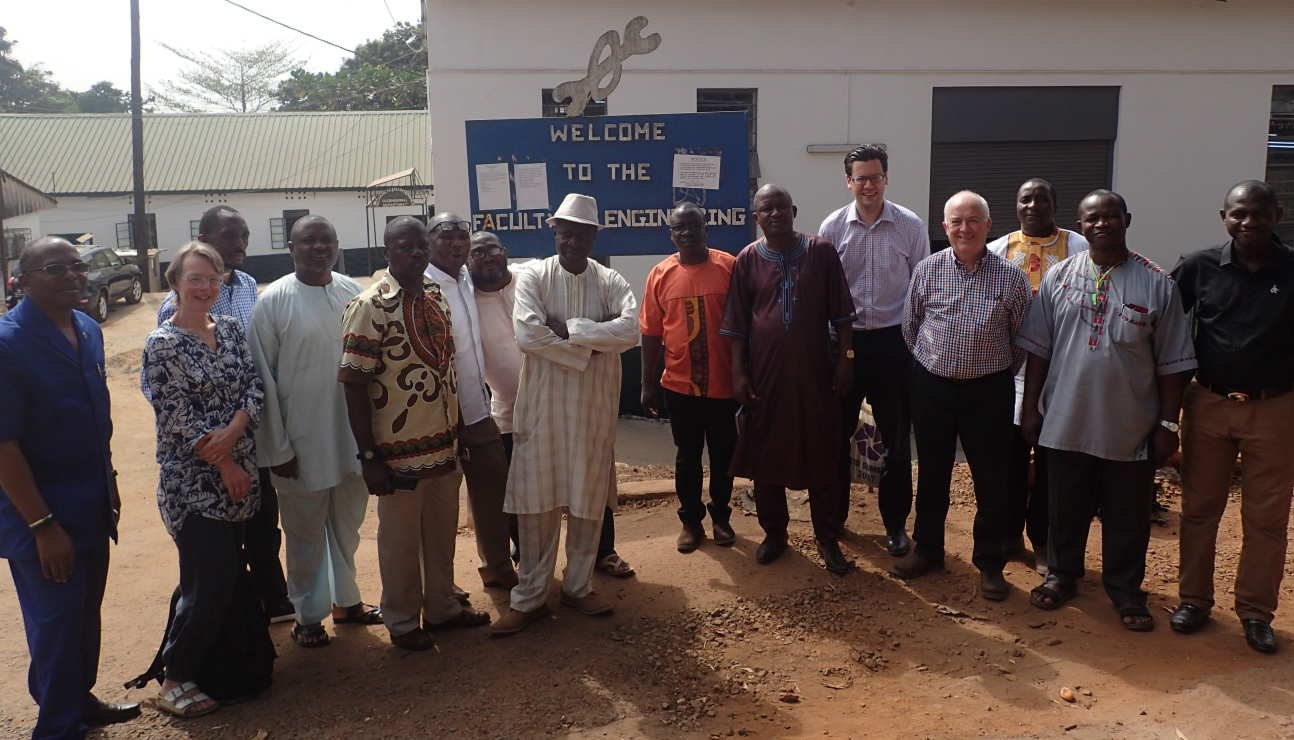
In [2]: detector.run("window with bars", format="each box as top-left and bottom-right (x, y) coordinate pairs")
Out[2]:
(542, 88), (607, 118)
(269, 218), (287, 250)
(1267, 85), (1294, 245)
(697, 88), (760, 188)
(190, 220), (201, 240)
(115, 213), (157, 250)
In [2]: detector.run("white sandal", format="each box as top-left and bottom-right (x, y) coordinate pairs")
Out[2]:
(596, 553), (636, 578)
(158, 681), (220, 719)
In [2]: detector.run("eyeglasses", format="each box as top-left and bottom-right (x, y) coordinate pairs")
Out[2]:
(31, 261), (90, 276)
(430, 220), (472, 233)
(469, 245), (504, 258)
(848, 174), (885, 186)
(182, 275), (225, 289)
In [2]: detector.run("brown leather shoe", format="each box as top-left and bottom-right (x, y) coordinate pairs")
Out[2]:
(481, 566), (519, 591)
(489, 606), (549, 638)
(560, 590), (614, 616)
(390, 627), (437, 651)
(712, 520), (736, 546)
(677, 523), (705, 553)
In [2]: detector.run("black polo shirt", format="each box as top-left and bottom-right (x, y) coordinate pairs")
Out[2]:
(1172, 238), (1294, 395)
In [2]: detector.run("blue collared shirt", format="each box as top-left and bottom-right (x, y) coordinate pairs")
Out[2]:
(0, 300), (115, 560)
(141, 268), (258, 400)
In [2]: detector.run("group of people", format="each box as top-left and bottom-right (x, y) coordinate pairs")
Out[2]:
(2, 142), (1292, 738)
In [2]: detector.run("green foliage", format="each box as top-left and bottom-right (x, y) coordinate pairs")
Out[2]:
(276, 22), (426, 111)
(0, 27), (133, 113)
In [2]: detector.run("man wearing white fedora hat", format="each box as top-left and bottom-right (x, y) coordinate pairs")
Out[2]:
(493, 193), (641, 636)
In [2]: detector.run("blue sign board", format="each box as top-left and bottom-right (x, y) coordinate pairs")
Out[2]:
(465, 112), (750, 257)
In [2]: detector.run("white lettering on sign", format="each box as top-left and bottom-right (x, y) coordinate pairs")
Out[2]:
(606, 163), (651, 181)
(550, 122), (666, 143)
(560, 163), (593, 181)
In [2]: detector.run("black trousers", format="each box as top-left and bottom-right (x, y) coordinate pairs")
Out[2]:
(501, 432), (616, 561)
(836, 326), (914, 534)
(1006, 424), (1049, 550)
(165, 516), (244, 683)
(246, 468), (288, 610)
(910, 364), (1013, 573)
(1045, 448), (1154, 608)
(753, 482), (837, 543)
(663, 389), (738, 526)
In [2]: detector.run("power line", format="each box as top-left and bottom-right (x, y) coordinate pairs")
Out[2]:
(217, 0), (356, 55)
(382, 0), (398, 25)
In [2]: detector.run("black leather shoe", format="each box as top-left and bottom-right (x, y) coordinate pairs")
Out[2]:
(817, 540), (851, 575)
(980, 570), (1009, 601)
(885, 530), (912, 557)
(84, 696), (142, 727)
(755, 535), (788, 564)
(1243, 618), (1277, 654)
(1169, 603), (1211, 634)
(711, 520), (736, 547)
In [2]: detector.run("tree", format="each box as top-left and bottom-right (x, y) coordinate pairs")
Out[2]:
(152, 42), (302, 112)
(0, 26), (71, 112)
(276, 22), (426, 111)
(73, 81), (130, 113)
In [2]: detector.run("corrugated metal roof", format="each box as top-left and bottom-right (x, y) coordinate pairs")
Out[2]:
(1, 169), (58, 218)
(0, 111), (432, 195)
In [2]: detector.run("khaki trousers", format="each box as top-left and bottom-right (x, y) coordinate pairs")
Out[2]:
(1179, 382), (1294, 622)
(459, 417), (514, 581)
(376, 471), (464, 636)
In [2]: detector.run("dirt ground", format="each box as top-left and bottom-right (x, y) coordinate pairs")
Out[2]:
(2, 293), (1294, 740)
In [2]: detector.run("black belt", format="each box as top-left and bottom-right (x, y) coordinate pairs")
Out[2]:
(1198, 379), (1294, 402)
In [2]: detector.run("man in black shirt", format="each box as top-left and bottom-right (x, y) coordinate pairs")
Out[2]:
(1170, 180), (1294, 654)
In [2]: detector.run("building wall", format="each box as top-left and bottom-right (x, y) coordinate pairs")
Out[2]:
(35, 190), (429, 284)
(427, 0), (1294, 295)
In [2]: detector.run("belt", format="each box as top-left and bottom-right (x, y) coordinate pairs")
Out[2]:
(1198, 379), (1294, 402)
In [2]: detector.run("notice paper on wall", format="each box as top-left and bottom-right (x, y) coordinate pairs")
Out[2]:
(475, 162), (513, 211)
(514, 162), (550, 211)
(671, 153), (722, 190)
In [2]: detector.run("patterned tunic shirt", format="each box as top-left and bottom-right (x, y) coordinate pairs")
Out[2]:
(902, 248), (1031, 380)
(143, 316), (264, 536)
(338, 271), (459, 477)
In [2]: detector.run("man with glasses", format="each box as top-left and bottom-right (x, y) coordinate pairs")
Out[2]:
(640, 202), (739, 553)
(818, 144), (929, 558)
(1, 237), (141, 737)
(423, 213), (517, 593)
(146, 205), (293, 624)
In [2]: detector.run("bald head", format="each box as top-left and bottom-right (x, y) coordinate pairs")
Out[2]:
(752, 184), (796, 239)
(754, 183), (792, 205)
(944, 190), (990, 221)
(1224, 179), (1280, 211)
(383, 216), (426, 244)
(19, 236), (77, 274)
(289, 214), (335, 242)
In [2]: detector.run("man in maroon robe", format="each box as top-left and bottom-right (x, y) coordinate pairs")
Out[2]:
(721, 184), (856, 574)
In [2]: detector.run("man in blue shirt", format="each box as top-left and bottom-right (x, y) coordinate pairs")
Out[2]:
(0, 237), (140, 738)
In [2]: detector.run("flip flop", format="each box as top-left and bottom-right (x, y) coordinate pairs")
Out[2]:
(333, 603), (383, 625)
(1029, 580), (1077, 611)
(596, 553), (636, 578)
(157, 681), (219, 719)
(1117, 604), (1156, 632)
(292, 622), (331, 648)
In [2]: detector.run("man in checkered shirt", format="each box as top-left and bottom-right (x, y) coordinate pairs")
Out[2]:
(897, 191), (1031, 602)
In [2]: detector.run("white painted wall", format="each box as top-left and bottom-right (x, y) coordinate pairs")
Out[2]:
(35, 190), (428, 279)
(427, 0), (1294, 295)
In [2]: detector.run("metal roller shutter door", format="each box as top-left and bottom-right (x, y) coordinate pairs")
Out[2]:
(927, 140), (1114, 247)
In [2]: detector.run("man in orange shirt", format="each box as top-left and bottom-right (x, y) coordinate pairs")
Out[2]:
(641, 203), (739, 553)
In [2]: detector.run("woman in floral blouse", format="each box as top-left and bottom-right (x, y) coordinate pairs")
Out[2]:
(143, 242), (264, 719)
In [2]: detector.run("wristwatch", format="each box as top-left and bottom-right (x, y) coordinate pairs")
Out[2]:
(843, 349), (856, 360)
(1158, 419), (1181, 434)
(358, 449), (378, 462)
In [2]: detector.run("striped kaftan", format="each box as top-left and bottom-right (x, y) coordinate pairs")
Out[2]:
(504, 256), (640, 520)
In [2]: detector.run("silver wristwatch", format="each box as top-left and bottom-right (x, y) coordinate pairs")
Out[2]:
(1158, 419), (1181, 434)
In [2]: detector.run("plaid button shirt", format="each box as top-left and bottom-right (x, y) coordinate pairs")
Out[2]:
(902, 248), (1031, 380)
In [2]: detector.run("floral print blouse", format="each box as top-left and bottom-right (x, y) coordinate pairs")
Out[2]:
(143, 315), (264, 536)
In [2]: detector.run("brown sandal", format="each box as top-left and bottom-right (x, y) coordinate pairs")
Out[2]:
(427, 608), (491, 630)
(333, 603), (382, 625)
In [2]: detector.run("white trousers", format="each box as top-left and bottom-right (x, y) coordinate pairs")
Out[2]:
(278, 476), (369, 626)
(510, 509), (601, 613)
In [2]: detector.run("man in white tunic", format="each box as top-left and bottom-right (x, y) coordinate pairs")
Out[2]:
(492, 194), (640, 636)
(249, 216), (381, 648)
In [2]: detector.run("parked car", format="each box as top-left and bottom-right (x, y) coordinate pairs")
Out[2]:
(4, 245), (144, 321)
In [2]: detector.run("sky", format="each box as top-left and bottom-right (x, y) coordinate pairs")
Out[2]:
(4, 0), (422, 96)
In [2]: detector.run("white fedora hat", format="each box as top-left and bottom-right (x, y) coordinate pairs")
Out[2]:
(546, 193), (603, 229)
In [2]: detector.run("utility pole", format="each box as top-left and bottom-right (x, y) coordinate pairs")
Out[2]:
(0, 171), (9, 305)
(130, 0), (151, 290)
